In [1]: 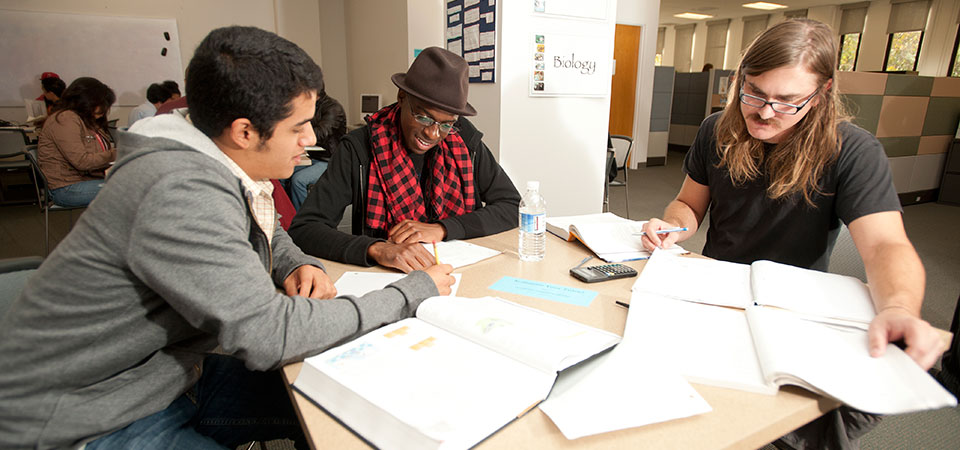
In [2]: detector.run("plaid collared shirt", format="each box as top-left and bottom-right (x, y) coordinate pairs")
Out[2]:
(221, 156), (276, 245)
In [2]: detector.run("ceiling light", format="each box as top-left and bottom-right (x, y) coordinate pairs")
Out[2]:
(742, 2), (788, 10)
(673, 12), (715, 20)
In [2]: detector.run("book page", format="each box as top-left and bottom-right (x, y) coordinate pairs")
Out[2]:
(633, 250), (754, 309)
(415, 296), (621, 373)
(750, 260), (876, 325)
(334, 272), (462, 297)
(569, 220), (647, 255)
(746, 307), (956, 415)
(626, 292), (776, 394)
(546, 212), (629, 241)
(540, 330), (712, 439)
(300, 318), (556, 449)
(419, 240), (501, 269)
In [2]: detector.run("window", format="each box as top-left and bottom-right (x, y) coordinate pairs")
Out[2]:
(705, 20), (729, 69)
(884, 30), (923, 71)
(838, 2), (868, 71)
(741, 15), (769, 53)
(674, 24), (695, 72)
(838, 33), (861, 72)
(951, 28), (960, 76)
(883, 0), (930, 72)
(656, 27), (665, 66)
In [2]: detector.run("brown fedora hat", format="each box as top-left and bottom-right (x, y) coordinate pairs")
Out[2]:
(391, 47), (477, 116)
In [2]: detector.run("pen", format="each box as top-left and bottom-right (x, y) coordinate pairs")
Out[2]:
(633, 227), (689, 236)
(432, 241), (440, 264)
(615, 300), (630, 309)
(572, 255), (593, 270)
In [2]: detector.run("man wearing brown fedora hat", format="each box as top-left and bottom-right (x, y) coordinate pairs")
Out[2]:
(290, 47), (520, 272)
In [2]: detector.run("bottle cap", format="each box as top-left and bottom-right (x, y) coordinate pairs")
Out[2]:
(526, 181), (539, 191)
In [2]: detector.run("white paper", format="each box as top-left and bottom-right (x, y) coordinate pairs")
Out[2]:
(634, 251), (753, 308)
(482, 12), (495, 24)
(479, 31), (496, 46)
(481, 71), (492, 81)
(463, 24), (480, 51)
(419, 240), (501, 269)
(448, 13), (460, 24)
(463, 51), (481, 62)
(540, 341), (711, 439)
(446, 25), (462, 40)
(335, 272), (462, 297)
(464, 0), (480, 7)
(464, 8), (480, 24)
(478, 61), (494, 70)
(468, 65), (480, 78)
(750, 260), (876, 325)
(447, 39), (462, 56)
(447, 5), (462, 14)
(478, 49), (495, 59)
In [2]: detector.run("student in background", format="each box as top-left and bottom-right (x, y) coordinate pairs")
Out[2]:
(36, 77), (117, 207)
(286, 91), (347, 210)
(37, 72), (67, 116)
(0, 26), (453, 449)
(289, 47), (520, 273)
(128, 83), (173, 126)
(641, 19), (942, 449)
(161, 79), (181, 100)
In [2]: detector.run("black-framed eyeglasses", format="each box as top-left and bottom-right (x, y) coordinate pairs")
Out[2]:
(739, 86), (820, 115)
(406, 102), (459, 134)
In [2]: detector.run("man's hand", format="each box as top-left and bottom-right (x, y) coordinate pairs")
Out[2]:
(368, 241), (436, 273)
(640, 218), (683, 252)
(423, 263), (456, 295)
(867, 307), (944, 370)
(282, 265), (337, 299)
(387, 220), (446, 244)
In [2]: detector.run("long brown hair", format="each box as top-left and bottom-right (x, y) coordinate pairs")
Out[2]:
(715, 19), (850, 205)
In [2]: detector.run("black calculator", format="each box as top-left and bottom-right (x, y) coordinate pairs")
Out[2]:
(570, 263), (638, 283)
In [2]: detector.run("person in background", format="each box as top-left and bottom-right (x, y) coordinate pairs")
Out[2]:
(0, 26), (453, 449)
(37, 72), (67, 116)
(286, 92), (347, 210)
(36, 77), (117, 207)
(701, 63), (714, 72)
(161, 80), (182, 100)
(289, 47), (520, 273)
(641, 19), (942, 449)
(128, 83), (173, 126)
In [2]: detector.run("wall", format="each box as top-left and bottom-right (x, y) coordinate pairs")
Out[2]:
(0, 0), (324, 127)
(406, 0), (446, 67)
(617, 0), (662, 165)
(344, 0), (409, 125)
(318, 0), (351, 119)
(498, 1), (618, 216)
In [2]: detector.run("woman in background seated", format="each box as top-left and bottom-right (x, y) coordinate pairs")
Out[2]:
(37, 77), (117, 207)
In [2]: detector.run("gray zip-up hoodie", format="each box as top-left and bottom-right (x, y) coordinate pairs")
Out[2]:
(0, 113), (437, 449)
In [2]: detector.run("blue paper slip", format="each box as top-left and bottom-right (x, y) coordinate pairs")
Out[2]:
(489, 276), (597, 307)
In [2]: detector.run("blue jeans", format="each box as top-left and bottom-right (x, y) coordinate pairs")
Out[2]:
(49, 179), (104, 207)
(86, 355), (307, 450)
(287, 161), (328, 211)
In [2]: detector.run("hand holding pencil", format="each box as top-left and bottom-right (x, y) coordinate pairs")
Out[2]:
(639, 218), (687, 251)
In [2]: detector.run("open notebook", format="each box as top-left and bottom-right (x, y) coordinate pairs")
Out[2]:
(293, 296), (621, 450)
(628, 252), (956, 414)
(546, 213), (685, 262)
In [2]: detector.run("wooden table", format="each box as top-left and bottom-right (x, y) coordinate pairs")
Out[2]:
(282, 229), (838, 449)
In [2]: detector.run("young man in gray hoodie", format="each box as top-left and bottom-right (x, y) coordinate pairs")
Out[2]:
(0, 26), (454, 449)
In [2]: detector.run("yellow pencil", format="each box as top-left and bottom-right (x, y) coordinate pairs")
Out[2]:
(432, 241), (440, 264)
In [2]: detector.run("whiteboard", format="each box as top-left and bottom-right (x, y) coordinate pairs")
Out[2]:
(0, 10), (183, 107)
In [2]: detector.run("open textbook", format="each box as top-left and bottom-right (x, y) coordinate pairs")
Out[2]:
(546, 213), (686, 262)
(636, 250), (876, 326)
(629, 253), (956, 414)
(293, 296), (621, 450)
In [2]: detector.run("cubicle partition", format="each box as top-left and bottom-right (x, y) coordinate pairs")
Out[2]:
(837, 71), (960, 204)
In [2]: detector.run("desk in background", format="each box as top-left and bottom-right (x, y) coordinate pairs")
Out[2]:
(282, 229), (837, 449)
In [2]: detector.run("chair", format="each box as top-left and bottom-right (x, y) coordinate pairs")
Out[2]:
(23, 147), (85, 255)
(0, 129), (41, 205)
(0, 256), (43, 318)
(607, 135), (634, 218)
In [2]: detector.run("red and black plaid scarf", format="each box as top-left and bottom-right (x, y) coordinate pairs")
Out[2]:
(365, 103), (475, 232)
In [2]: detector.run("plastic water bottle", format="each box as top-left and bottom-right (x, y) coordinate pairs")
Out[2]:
(519, 181), (546, 261)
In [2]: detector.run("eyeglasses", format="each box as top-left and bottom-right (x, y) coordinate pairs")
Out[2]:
(406, 100), (459, 134)
(739, 86), (820, 115)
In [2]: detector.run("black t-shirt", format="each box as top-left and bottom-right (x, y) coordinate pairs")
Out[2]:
(683, 113), (901, 271)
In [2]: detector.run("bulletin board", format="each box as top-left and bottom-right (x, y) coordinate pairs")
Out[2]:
(445, 0), (496, 83)
(0, 10), (183, 107)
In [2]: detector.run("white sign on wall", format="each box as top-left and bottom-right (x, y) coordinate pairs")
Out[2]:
(533, 0), (608, 20)
(529, 32), (610, 97)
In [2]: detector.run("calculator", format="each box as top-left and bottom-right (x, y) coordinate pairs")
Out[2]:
(570, 263), (638, 283)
